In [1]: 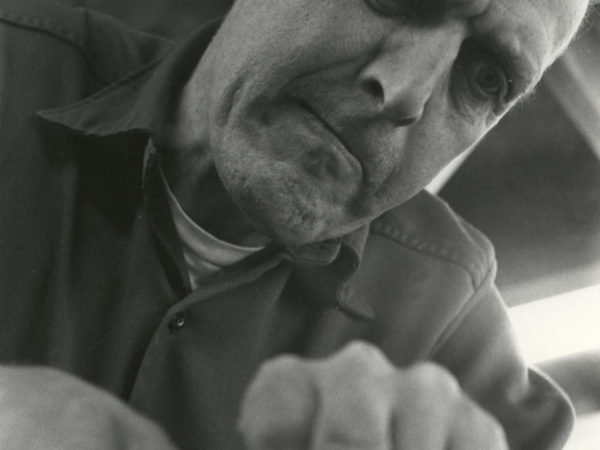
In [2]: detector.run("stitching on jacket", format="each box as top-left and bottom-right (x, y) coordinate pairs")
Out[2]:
(81, 9), (172, 83)
(428, 261), (496, 356)
(370, 221), (492, 291)
(0, 8), (160, 86)
(37, 58), (163, 134)
(0, 9), (113, 84)
(0, 10), (84, 46)
(81, 8), (116, 83)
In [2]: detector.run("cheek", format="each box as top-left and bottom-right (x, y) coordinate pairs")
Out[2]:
(212, 133), (347, 243)
(370, 107), (484, 205)
(213, 0), (390, 99)
(423, 94), (490, 163)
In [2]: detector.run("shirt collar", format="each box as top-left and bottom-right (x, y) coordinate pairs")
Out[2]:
(37, 18), (374, 321)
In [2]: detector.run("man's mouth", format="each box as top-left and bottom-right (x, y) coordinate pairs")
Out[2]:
(289, 97), (363, 172)
(256, 93), (365, 187)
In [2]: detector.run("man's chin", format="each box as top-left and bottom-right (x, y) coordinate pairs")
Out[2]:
(251, 216), (329, 248)
(247, 205), (367, 249)
(236, 200), (335, 247)
(215, 151), (356, 246)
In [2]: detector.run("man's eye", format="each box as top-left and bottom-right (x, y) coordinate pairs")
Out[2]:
(453, 44), (511, 113)
(364, 0), (408, 16)
(470, 59), (509, 101)
(364, 0), (438, 22)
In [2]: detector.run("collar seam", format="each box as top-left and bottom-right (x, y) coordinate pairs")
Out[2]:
(370, 223), (491, 290)
(0, 7), (118, 86)
(37, 58), (164, 134)
(335, 245), (374, 321)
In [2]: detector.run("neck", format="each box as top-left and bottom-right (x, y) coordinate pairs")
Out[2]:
(158, 61), (269, 247)
(162, 155), (269, 247)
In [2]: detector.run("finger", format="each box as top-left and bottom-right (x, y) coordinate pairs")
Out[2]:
(310, 343), (396, 450)
(238, 355), (317, 450)
(390, 364), (459, 449)
(448, 396), (509, 450)
(310, 381), (393, 450)
(315, 341), (396, 378)
(388, 362), (508, 450)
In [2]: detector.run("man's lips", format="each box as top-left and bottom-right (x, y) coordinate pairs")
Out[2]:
(291, 98), (362, 170)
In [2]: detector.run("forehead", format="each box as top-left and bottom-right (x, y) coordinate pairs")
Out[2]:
(468, 0), (588, 89)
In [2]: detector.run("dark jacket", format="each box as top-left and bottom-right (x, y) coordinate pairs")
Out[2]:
(0, 1), (573, 449)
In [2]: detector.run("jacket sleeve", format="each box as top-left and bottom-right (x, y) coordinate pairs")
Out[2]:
(431, 264), (574, 450)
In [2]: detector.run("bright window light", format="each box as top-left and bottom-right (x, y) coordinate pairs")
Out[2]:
(564, 412), (600, 450)
(508, 284), (600, 364)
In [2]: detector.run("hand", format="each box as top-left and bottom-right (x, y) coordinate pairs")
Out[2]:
(0, 366), (177, 450)
(238, 341), (508, 450)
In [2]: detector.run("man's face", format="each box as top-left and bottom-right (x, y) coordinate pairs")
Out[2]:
(199, 0), (588, 245)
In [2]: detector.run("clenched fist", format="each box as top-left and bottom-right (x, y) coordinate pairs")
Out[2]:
(239, 341), (508, 450)
(0, 366), (177, 450)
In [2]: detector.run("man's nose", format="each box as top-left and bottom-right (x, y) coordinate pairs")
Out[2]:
(359, 28), (463, 127)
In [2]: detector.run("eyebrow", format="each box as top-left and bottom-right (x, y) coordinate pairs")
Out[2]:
(484, 31), (542, 101)
(477, 0), (552, 101)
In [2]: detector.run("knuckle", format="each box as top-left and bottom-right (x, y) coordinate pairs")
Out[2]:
(314, 385), (390, 450)
(239, 355), (315, 446)
(250, 355), (306, 390)
(320, 429), (387, 450)
(479, 413), (509, 449)
(342, 381), (386, 409)
(244, 355), (310, 405)
(455, 397), (509, 450)
(340, 341), (378, 362)
(261, 354), (305, 375)
(334, 341), (393, 376)
(405, 363), (460, 400)
(343, 340), (376, 356)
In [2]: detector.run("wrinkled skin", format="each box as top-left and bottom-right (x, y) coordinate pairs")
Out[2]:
(167, 0), (588, 246)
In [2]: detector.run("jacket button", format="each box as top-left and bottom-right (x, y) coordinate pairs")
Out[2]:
(168, 312), (186, 332)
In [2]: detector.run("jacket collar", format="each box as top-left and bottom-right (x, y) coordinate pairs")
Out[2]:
(284, 226), (373, 320)
(37, 19), (222, 138)
(37, 19), (374, 321)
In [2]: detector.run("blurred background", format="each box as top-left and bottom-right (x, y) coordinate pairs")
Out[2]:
(54, 1), (600, 447)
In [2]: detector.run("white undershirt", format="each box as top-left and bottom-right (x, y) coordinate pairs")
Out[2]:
(160, 167), (266, 290)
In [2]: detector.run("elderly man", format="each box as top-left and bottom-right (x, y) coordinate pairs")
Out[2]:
(0, 0), (592, 448)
